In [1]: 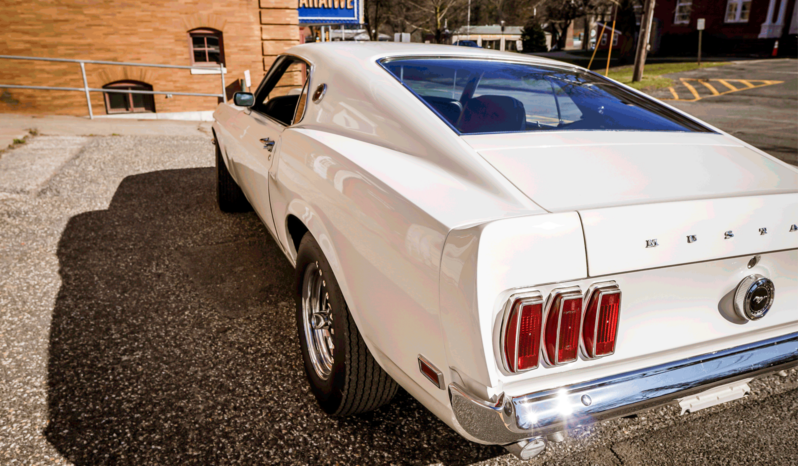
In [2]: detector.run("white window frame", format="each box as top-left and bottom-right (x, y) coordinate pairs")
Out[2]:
(599, 30), (620, 46)
(725, 0), (752, 23)
(674, 0), (692, 24)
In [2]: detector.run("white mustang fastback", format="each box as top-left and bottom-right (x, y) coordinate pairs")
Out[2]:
(212, 43), (798, 459)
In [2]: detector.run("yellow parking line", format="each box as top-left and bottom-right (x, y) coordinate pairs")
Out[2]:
(698, 81), (720, 96)
(716, 79), (738, 91)
(660, 78), (782, 102)
(680, 79), (702, 101)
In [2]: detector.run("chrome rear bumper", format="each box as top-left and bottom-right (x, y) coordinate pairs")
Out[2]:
(449, 332), (798, 445)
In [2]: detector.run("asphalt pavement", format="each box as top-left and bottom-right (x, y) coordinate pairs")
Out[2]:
(1, 134), (506, 465)
(0, 62), (797, 465)
(651, 58), (798, 166)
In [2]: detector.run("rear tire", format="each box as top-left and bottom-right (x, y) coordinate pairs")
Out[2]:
(295, 232), (398, 416)
(215, 138), (251, 213)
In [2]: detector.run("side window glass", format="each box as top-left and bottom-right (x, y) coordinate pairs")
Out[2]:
(252, 58), (309, 126)
(383, 62), (469, 126)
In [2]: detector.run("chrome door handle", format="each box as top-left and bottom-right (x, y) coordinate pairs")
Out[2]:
(260, 137), (275, 152)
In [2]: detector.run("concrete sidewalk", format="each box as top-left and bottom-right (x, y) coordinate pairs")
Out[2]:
(1, 114), (212, 152)
(0, 126), (31, 153)
(0, 136), (89, 195)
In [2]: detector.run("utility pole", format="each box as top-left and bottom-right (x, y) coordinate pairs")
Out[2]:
(467, 0), (471, 39)
(632, 0), (656, 82)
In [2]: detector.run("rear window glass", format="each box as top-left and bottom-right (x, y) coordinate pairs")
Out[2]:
(380, 58), (710, 134)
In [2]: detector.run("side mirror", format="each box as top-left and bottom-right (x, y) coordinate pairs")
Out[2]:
(233, 92), (254, 107)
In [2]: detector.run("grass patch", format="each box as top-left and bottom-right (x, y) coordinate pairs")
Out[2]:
(1, 130), (38, 157)
(605, 62), (730, 91)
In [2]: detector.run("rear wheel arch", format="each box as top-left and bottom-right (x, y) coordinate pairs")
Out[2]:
(294, 232), (399, 415)
(285, 214), (308, 259)
(280, 205), (395, 374)
(211, 126), (223, 155)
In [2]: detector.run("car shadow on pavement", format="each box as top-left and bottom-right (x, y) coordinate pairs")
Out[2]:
(45, 168), (504, 465)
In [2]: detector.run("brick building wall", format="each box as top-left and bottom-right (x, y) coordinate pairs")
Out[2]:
(0, 0), (299, 116)
(653, 0), (797, 56)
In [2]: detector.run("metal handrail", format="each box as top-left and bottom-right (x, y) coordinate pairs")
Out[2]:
(0, 54), (226, 119)
(0, 84), (222, 98)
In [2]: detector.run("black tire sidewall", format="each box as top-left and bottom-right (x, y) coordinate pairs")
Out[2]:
(295, 233), (350, 414)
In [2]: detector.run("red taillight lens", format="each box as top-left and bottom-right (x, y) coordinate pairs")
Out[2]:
(503, 305), (519, 370)
(503, 299), (543, 373)
(517, 303), (543, 370)
(543, 291), (583, 365)
(582, 285), (621, 359)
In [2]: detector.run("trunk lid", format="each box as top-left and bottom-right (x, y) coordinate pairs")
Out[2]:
(580, 193), (798, 276)
(465, 131), (798, 212)
(465, 131), (798, 276)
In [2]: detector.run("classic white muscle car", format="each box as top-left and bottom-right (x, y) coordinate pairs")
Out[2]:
(212, 43), (798, 459)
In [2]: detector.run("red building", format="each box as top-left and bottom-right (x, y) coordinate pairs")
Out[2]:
(595, 23), (630, 51)
(652, 0), (798, 56)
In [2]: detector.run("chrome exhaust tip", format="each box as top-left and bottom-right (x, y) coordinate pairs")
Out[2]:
(505, 437), (547, 460)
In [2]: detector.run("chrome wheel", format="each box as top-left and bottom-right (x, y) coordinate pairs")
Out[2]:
(301, 261), (335, 380)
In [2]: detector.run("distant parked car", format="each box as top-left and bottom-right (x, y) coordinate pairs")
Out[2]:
(213, 43), (798, 461)
(453, 40), (481, 48)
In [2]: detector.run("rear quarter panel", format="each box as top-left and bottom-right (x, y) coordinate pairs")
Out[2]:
(269, 127), (455, 419)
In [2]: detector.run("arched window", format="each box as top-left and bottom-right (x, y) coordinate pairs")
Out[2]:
(189, 28), (224, 65)
(103, 81), (155, 114)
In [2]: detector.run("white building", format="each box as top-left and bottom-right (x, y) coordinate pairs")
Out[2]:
(451, 25), (551, 52)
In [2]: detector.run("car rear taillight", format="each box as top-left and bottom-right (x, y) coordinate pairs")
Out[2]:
(502, 296), (543, 373)
(543, 289), (583, 366)
(582, 283), (621, 359)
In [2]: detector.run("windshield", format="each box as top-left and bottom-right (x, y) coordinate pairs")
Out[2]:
(380, 58), (711, 134)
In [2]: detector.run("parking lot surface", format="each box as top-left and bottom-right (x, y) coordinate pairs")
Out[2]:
(1, 61), (797, 465)
(652, 58), (798, 166)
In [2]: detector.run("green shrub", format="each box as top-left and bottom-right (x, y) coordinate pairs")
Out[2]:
(521, 19), (548, 53)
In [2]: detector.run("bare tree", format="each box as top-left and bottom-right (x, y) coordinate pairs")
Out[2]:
(572, 0), (602, 50)
(540, 0), (582, 50)
(479, 0), (538, 27)
(365, 0), (392, 40)
(486, 0), (506, 23)
(385, 1), (424, 36)
(539, 0), (621, 51)
(405, 0), (466, 43)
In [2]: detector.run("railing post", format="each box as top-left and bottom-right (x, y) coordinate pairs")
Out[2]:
(220, 62), (226, 103)
(79, 62), (93, 119)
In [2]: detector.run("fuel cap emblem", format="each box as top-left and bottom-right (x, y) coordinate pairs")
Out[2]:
(733, 274), (775, 321)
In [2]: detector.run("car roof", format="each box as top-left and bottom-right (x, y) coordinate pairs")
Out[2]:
(286, 42), (572, 69)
